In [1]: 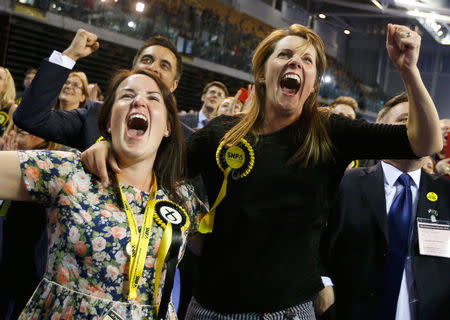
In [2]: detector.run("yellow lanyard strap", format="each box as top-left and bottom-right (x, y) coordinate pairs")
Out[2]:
(117, 173), (157, 300)
(0, 200), (11, 219)
(198, 166), (231, 233)
(154, 222), (172, 312)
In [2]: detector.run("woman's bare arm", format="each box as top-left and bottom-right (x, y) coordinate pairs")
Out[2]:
(387, 24), (442, 156)
(0, 151), (32, 201)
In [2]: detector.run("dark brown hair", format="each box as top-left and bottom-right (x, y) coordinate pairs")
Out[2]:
(25, 68), (37, 77)
(377, 92), (408, 122)
(98, 68), (186, 197)
(132, 36), (183, 81)
(202, 81), (229, 97)
(222, 24), (332, 167)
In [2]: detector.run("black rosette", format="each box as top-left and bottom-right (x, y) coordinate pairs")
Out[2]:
(153, 199), (190, 320)
(154, 200), (190, 231)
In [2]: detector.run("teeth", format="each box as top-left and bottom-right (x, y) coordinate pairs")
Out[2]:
(129, 114), (147, 122)
(282, 74), (300, 83)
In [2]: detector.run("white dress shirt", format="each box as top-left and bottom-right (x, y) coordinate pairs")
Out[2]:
(197, 110), (208, 129)
(381, 161), (421, 320)
(49, 50), (76, 69)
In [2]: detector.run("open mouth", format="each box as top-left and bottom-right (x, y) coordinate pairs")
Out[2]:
(126, 113), (148, 137)
(280, 73), (301, 95)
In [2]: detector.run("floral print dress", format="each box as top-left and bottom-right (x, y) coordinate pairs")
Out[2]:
(17, 150), (205, 320)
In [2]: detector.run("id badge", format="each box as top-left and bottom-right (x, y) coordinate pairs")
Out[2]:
(417, 217), (450, 258)
(103, 309), (124, 320)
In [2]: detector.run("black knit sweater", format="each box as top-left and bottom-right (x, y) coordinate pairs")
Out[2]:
(186, 114), (416, 312)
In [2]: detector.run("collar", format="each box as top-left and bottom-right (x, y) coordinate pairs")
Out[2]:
(381, 161), (421, 188)
(198, 110), (208, 123)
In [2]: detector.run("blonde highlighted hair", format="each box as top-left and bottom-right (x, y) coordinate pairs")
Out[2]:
(222, 24), (333, 167)
(0, 67), (16, 109)
(55, 71), (90, 110)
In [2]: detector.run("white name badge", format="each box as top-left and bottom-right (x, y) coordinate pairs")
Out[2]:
(417, 217), (450, 258)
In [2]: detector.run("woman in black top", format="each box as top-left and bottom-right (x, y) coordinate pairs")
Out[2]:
(83, 23), (442, 319)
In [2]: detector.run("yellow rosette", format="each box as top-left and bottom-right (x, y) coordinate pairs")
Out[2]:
(198, 138), (254, 234)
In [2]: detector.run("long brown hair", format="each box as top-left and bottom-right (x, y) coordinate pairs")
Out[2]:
(222, 24), (333, 167)
(98, 69), (186, 197)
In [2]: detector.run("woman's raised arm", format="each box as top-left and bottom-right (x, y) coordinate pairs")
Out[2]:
(387, 23), (442, 156)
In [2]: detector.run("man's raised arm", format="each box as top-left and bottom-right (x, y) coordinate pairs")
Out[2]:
(13, 29), (99, 150)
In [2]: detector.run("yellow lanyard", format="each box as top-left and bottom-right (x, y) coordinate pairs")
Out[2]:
(0, 200), (11, 218)
(199, 138), (254, 233)
(117, 173), (157, 301)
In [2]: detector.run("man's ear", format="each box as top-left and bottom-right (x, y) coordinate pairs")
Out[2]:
(201, 93), (206, 103)
(170, 79), (179, 92)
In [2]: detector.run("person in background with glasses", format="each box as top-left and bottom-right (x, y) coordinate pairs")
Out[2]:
(179, 81), (228, 130)
(55, 71), (90, 111)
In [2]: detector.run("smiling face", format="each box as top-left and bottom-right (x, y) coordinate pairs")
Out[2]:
(109, 74), (169, 164)
(262, 35), (317, 120)
(201, 85), (226, 115)
(217, 97), (233, 116)
(58, 75), (86, 110)
(134, 45), (179, 92)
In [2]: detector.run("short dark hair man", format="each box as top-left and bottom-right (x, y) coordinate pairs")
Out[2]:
(324, 92), (450, 320)
(179, 81), (228, 130)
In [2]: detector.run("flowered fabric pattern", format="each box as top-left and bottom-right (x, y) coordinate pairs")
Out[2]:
(17, 150), (206, 320)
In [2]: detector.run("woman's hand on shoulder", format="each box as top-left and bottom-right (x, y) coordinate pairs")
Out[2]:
(81, 140), (120, 187)
(1, 131), (17, 151)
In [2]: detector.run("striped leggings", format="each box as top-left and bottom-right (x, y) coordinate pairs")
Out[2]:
(184, 297), (316, 320)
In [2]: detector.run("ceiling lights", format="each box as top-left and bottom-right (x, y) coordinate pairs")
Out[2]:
(371, 0), (384, 10)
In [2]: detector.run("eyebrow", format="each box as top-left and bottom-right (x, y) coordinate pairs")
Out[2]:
(160, 58), (173, 69)
(140, 54), (154, 60)
(121, 88), (162, 95)
(140, 54), (173, 69)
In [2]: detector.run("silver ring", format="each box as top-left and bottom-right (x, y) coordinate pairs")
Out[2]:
(405, 31), (411, 37)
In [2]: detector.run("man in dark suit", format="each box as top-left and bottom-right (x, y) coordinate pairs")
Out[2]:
(324, 92), (450, 320)
(14, 28), (193, 151)
(179, 81), (228, 130)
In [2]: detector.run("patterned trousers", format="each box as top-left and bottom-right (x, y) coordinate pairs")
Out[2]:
(185, 297), (316, 320)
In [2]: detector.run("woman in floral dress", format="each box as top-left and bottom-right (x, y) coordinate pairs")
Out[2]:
(0, 68), (205, 319)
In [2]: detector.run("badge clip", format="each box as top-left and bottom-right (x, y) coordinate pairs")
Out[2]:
(428, 209), (438, 222)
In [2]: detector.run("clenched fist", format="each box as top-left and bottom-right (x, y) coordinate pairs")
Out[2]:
(62, 29), (100, 61)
